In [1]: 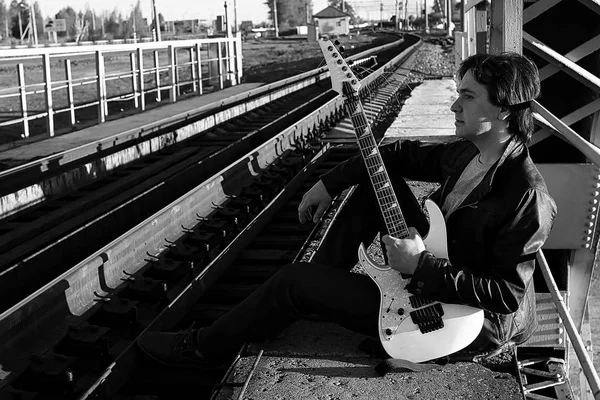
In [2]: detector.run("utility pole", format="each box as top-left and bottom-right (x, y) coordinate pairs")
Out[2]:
(380, 1), (383, 28)
(224, 0), (232, 38)
(153, 0), (161, 41)
(224, 0), (229, 36)
(131, 5), (137, 42)
(424, 0), (428, 32)
(273, 0), (279, 37)
(395, 0), (399, 30)
(305, 1), (309, 24)
(341, 0), (345, 12)
(233, 0), (237, 33)
(30, 3), (38, 45)
(18, 11), (23, 41)
(446, 0), (452, 37)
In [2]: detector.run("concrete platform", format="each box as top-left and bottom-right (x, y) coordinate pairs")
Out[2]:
(0, 83), (263, 171)
(215, 320), (522, 400)
(383, 78), (458, 143)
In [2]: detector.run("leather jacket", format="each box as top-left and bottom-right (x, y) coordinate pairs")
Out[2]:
(319, 136), (557, 349)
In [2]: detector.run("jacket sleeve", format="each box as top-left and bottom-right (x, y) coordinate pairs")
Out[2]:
(319, 140), (449, 197)
(406, 188), (557, 314)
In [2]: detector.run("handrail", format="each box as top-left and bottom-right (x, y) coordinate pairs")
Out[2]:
(533, 100), (600, 167)
(0, 37), (236, 57)
(0, 35), (242, 139)
(536, 250), (600, 399)
(523, 32), (600, 93)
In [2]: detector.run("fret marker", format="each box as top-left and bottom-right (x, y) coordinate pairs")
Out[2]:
(386, 203), (399, 211)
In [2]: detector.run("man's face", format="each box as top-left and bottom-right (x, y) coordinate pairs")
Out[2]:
(451, 69), (505, 140)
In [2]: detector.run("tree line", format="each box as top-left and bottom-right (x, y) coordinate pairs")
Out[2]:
(0, 0), (164, 43)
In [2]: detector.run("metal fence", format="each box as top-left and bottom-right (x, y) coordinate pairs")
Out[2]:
(0, 34), (242, 141)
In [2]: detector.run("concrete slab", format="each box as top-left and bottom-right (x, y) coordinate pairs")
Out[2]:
(385, 78), (457, 141)
(215, 320), (523, 400)
(0, 83), (263, 169)
(387, 128), (456, 137)
(394, 114), (455, 129)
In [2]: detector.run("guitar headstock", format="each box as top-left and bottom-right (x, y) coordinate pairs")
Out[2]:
(318, 38), (361, 96)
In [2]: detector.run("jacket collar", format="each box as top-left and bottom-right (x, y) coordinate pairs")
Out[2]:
(450, 135), (525, 207)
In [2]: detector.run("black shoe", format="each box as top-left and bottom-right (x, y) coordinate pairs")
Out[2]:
(137, 326), (225, 369)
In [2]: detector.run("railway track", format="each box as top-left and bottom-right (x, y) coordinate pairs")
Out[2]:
(0, 82), (338, 311)
(0, 34), (422, 400)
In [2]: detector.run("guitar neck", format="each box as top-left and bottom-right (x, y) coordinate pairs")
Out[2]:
(344, 89), (410, 239)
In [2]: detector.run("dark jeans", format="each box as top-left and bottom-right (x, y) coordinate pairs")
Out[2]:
(197, 176), (429, 360)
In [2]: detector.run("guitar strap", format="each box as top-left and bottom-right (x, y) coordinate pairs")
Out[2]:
(359, 337), (516, 376)
(374, 358), (444, 375)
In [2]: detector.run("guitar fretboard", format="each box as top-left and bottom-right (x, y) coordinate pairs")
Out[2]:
(343, 84), (409, 239)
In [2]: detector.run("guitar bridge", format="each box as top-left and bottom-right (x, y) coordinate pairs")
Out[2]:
(410, 303), (445, 333)
(409, 295), (435, 308)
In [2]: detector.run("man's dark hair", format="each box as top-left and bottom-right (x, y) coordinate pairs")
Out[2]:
(457, 52), (541, 143)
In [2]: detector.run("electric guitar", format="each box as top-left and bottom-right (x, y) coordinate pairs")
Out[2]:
(318, 39), (484, 363)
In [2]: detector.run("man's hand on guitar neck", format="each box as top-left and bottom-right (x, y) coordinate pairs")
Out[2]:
(381, 229), (426, 275)
(298, 180), (333, 224)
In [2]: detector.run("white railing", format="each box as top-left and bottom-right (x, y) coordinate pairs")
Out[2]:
(0, 34), (242, 140)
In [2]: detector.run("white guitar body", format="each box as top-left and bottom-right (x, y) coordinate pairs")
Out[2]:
(358, 199), (484, 362)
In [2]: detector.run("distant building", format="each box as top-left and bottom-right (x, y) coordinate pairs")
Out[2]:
(240, 20), (253, 34)
(215, 15), (226, 32)
(250, 27), (276, 38)
(164, 19), (200, 34)
(313, 6), (351, 36)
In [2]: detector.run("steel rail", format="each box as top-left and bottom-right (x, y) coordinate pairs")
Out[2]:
(77, 144), (332, 400)
(0, 121), (317, 386)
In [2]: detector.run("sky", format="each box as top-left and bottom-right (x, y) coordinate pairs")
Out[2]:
(38, 0), (425, 25)
(39, 0), (329, 24)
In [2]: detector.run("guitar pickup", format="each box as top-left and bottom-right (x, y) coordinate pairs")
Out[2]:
(410, 303), (445, 334)
(409, 295), (435, 308)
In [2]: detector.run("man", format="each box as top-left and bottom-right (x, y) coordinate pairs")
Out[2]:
(137, 52), (557, 369)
